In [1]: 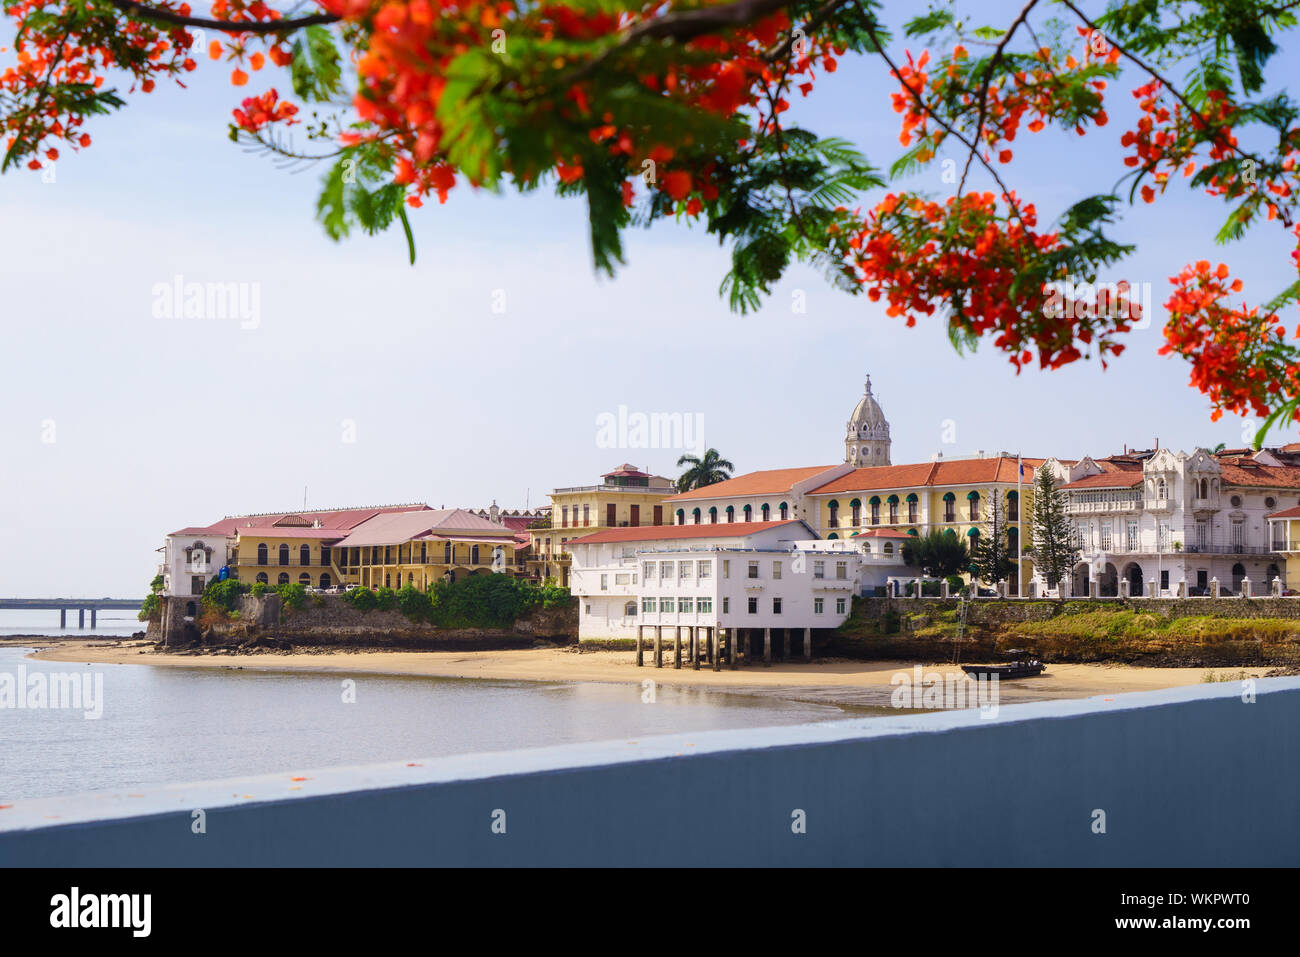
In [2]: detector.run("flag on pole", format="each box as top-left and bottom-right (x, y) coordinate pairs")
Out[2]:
(1016, 454), (1024, 598)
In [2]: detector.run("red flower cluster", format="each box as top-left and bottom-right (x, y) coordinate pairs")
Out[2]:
(1121, 82), (1242, 203)
(1160, 260), (1299, 421)
(891, 38), (1117, 164)
(310, 0), (833, 212)
(232, 88), (298, 131)
(848, 190), (1129, 371)
(1, 0), (198, 166)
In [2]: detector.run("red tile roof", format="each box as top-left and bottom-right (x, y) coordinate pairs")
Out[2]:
(602, 464), (653, 478)
(1218, 462), (1300, 488)
(850, 528), (913, 538)
(666, 466), (840, 501)
(809, 456), (1037, 495)
(171, 504), (429, 538)
(333, 509), (515, 548)
(1267, 505), (1300, 519)
(567, 520), (806, 545)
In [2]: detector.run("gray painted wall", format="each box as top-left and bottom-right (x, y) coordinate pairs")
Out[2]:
(3, 678), (1298, 866)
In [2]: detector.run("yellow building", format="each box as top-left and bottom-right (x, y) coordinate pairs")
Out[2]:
(226, 504), (431, 589)
(803, 455), (1043, 591)
(1266, 506), (1300, 590)
(528, 464), (676, 586)
(329, 509), (523, 589)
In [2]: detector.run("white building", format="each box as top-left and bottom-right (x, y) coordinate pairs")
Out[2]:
(566, 520), (867, 649)
(1051, 447), (1300, 596)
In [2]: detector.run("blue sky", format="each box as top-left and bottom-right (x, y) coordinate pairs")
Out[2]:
(1, 1), (1297, 597)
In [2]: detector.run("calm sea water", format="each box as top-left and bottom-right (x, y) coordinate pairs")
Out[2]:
(0, 647), (848, 801)
(0, 610), (143, 637)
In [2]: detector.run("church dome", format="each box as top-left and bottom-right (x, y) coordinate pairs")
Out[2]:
(845, 374), (891, 465)
(848, 376), (889, 435)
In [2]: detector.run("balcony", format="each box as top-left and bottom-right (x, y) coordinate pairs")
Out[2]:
(1068, 498), (1141, 514)
(1182, 544), (1279, 555)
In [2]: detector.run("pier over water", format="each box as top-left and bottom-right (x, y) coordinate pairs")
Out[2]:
(0, 598), (141, 629)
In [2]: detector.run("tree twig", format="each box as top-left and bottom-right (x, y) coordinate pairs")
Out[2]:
(102, 0), (339, 34)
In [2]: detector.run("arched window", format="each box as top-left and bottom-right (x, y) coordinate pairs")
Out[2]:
(828, 500), (840, 528)
(676, 509), (686, 525)
(779, 502), (788, 520)
(1200, 478), (1209, 498)
(277, 572), (290, 585)
(1006, 490), (1019, 520)
(300, 544), (310, 566)
(320, 573), (331, 589)
(743, 504), (752, 522)
(850, 498), (862, 526)
(444, 542), (452, 563)
(884, 542), (894, 555)
(827, 532), (838, 540)
(256, 572), (268, 584)
(907, 493), (919, 524)
(943, 492), (956, 522)
(1157, 478), (1167, 499)
(709, 507), (718, 524)
(967, 490), (980, 521)
(257, 543), (268, 565)
(726, 505), (735, 523)
(299, 572), (311, 585)
(760, 503), (770, 521)
(968, 527), (980, 540)
(887, 494), (899, 524)
(625, 602), (637, 617)
(278, 544), (290, 566)
(692, 507), (702, 525)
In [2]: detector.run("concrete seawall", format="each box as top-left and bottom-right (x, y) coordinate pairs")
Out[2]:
(3, 678), (1298, 866)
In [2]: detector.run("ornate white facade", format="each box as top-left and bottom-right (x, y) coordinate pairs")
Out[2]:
(1047, 447), (1299, 596)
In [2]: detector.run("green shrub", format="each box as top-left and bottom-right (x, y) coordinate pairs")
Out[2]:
(396, 584), (432, 620)
(138, 592), (161, 622)
(342, 587), (378, 611)
(275, 582), (307, 609)
(203, 578), (250, 613)
(337, 577), (572, 627)
(250, 581), (269, 598)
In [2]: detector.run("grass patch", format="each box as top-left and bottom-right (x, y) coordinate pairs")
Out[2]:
(1008, 610), (1300, 644)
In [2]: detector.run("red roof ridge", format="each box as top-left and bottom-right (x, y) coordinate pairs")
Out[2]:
(567, 520), (806, 545)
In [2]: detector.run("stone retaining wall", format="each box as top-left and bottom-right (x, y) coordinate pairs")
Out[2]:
(161, 593), (577, 648)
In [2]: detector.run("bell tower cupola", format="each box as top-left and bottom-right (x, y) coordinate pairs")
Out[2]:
(846, 374), (891, 466)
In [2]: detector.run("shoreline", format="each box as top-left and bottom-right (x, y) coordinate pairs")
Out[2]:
(14, 637), (1271, 710)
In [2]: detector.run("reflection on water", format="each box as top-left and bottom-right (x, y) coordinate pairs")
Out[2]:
(0, 647), (850, 801)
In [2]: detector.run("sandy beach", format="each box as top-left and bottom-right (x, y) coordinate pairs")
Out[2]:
(14, 637), (1268, 710)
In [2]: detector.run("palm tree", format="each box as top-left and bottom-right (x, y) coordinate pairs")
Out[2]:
(676, 449), (735, 493)
(1212, 442), (1227, 453)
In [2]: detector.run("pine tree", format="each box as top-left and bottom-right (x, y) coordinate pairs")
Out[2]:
(970, 492), (1015, 585)
(1029, 468), (1079, 589)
